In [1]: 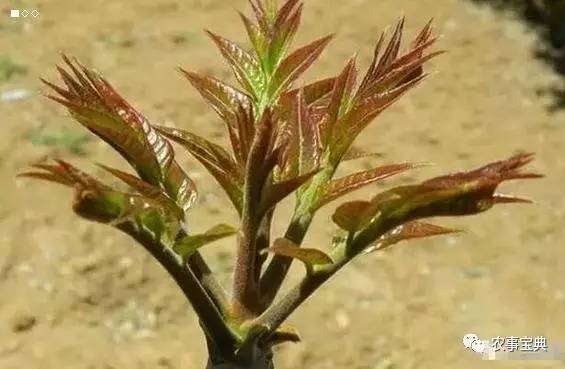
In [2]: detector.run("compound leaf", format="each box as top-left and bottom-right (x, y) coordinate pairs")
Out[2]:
(43, 55), (197, 212)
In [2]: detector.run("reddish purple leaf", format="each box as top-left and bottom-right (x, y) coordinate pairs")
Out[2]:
(230, 103), (256, 166)
(19, 159), (109, 191)
(264, 238), (333, 269)
(327, 19), (439, 159)
(269, 35), (334, 99)
(156, 126), (244, 212)
(274, 0), (301, 29)
(333, 74), (427, 152)
(281, 76), (336, 108)
(180, 70), (252, 123)
(319, 57), (358, 148)
(331, 200), (372, 232)
(365, 221), (461, 253)
(342, 146), (384, 161)
(421, 153), (543, 189)
(43, 56), (197, 212)
(279, 89), (322, 179)
(244, 110), (281, 209)
(248, 0), (269, 32)
(97, 164), (162, 196)
(261, 169), (319, 214)
(332, 154), (541, 236)
(318, 163), (424, 208)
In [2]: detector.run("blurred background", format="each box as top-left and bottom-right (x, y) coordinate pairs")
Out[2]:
(1, 1), (564, 368)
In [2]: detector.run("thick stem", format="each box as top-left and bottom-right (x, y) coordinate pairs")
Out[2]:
(233, 211), (261, 315)
(205, 358), (274, 369)
(233, 113), (274, 315)
(205, 333), (274, 369)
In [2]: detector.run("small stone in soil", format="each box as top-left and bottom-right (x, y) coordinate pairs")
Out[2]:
(11, 314), (37, 332)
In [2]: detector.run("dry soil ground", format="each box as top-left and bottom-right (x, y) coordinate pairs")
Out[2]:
(1, 0), (564, 369)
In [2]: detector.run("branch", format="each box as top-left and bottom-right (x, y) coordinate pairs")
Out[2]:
(254, 264), (340, 334)
(176, 226), (230, 314)
(117, 223), (238, 357)
(187, 242), (230, 311)
(254, 217), (399, 333)
(255, 209), (274, 282)
(259, 166), (335, 308)
(258, 211), (312, 307)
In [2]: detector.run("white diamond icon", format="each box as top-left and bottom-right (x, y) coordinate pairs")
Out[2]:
(31, 10), (39, 18)
(21, 9), (29, 17)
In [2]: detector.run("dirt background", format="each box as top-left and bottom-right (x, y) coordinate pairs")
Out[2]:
(1, 0), (564, 368)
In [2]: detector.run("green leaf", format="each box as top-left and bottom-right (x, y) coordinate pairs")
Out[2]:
(206, 31), (265, 98)
(173, 224), (238, 259)
(240, 11), (269, 63)
(268, 1), (302, 69)
(97, 164), (185, 220)
(263, 238), (333, 271)
(364, 221), (461, 253)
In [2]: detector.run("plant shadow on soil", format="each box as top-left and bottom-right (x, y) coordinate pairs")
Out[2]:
(469, 0), (565, 112)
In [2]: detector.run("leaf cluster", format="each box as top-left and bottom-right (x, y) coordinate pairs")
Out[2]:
(19, 0), (541, 365)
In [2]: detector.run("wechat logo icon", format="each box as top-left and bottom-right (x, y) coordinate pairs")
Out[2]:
(463, 333), (487, 354)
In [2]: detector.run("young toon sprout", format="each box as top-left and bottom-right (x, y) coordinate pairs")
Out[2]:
(19, 0), (541, 368)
